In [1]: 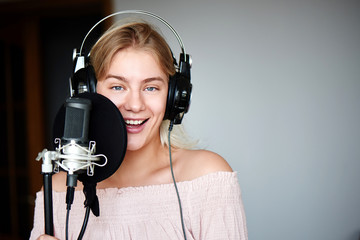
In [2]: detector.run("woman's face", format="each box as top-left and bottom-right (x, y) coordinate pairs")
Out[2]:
(96, 48), (168, 151)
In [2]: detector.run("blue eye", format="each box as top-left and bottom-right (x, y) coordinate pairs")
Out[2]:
(112, 86), (123, 91)
(145, 87), (157, 92)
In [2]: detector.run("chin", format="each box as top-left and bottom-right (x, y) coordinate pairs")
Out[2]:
(126, 144), (143, 152)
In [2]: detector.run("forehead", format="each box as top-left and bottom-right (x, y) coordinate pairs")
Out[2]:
(107, 48), (167, 79)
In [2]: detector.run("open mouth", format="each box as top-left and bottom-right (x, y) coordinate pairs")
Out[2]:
(125, 119), (149, 127)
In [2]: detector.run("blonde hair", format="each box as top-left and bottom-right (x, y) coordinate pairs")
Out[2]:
(90, 20), (197, 149)
(90, 21), (175, 79)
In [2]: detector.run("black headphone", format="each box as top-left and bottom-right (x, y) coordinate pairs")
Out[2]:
(71, 10), (192, 124)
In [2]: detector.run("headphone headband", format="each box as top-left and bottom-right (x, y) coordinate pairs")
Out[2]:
(79, 10), (188, 61)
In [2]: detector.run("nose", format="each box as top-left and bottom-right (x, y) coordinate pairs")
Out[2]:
(123, 91), (145, 113)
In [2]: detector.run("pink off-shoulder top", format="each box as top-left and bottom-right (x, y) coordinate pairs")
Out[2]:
(30, 171), (248, 240)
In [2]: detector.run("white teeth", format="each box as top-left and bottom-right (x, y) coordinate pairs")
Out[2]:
(126, 120), (144, 125)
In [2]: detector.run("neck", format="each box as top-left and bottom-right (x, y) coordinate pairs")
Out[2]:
(102, 137), (171, 188)
(124, 141), (168, 169)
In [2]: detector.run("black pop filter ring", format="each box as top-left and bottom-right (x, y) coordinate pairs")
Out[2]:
(53, 92), (127, 184)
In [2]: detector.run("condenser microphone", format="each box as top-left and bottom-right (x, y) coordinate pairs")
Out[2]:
(53, 92), (127, 216)
(60, 97), (94, 177)
(53, 92), (127, 184)
(63, 98), (91, 144)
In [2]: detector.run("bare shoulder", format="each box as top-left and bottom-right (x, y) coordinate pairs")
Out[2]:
(174, 148), (233, 181)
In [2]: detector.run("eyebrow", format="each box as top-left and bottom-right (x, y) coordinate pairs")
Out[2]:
(105, 74), (166, 84)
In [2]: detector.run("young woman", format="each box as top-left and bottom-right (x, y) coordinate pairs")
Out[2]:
(31, 20), (247, 240)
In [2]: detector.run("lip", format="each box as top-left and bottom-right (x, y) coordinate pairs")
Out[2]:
(124, 118), (148, 134)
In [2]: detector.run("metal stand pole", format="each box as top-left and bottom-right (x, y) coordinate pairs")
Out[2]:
(43, 173), (54, 236)
(36, 149), (57, 236)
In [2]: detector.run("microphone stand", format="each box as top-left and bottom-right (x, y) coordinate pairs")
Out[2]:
(36, 140), (106, 237)
(43, 172), (54, 235)
(36, 150), (59, 236)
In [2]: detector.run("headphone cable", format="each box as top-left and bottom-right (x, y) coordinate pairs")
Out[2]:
(77, 206), (91, 240)
(168, 121), (187, 240)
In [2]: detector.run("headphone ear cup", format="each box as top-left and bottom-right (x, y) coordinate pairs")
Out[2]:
(86, 65), (97, 93)
(164, 73), (192, 124)
(165, 75), (177, 120)
(71, 65), (97, 95)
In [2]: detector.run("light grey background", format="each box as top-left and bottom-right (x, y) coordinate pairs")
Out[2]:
(111, 0), (360, 239)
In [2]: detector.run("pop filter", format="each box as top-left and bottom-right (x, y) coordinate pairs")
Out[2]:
(52, 92), (127, 184)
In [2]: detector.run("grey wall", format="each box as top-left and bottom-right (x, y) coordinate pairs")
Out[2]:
(112, 0), (360, 239)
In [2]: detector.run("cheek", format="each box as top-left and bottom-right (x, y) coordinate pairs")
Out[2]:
(150, 93), (168, 115)
(96, 84), (123, 108)
(154, 91), (168, 109)
(95, 81), (106, 96)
